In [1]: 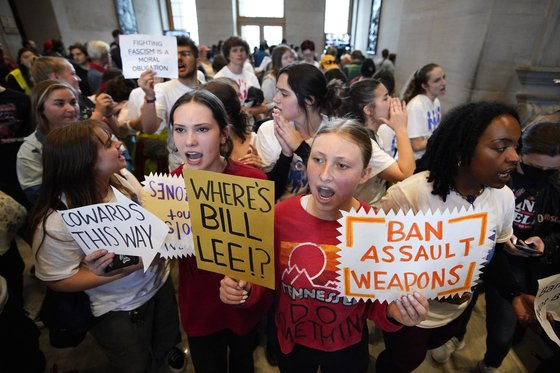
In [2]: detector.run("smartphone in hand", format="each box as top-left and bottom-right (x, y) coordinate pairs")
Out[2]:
(514, 242), (542, 256)
(104, 254), (140, 273)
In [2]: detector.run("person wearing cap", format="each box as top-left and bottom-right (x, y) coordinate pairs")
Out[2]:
(320, 54), (338, 72)
(198, 44), (215, 79)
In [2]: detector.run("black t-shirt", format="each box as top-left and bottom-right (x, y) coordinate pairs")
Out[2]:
(512, 174), (537, 241)
(0, 88), (32, 140)
(73, 63), (93, 96)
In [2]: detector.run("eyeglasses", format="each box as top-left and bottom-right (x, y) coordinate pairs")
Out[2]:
(178, 51), (194, 58)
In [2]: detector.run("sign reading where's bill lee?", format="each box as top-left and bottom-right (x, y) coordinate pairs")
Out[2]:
(183, 169), (275, 289)
(120, 34), (178, 79)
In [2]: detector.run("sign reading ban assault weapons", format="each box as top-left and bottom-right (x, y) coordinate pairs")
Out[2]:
(337, 207), (496, 302)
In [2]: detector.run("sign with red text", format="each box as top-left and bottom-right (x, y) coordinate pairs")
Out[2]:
(141, 173), (194, 259)
(337, 208), (495, 302)
(535, 274), (560, 346)
(183, 169), (275, 289)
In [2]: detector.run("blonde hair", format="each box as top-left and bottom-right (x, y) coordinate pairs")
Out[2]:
(30, 56), (69, 84)
(87, 40), (110, 60)
(314, 118), (372, 168)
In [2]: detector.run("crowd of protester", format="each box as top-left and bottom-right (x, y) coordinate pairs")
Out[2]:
(0, 30), (559, 373)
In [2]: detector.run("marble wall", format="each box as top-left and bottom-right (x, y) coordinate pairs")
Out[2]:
(366, 0), (560, 120)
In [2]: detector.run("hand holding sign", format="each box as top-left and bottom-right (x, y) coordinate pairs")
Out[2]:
(387, 292), (429, 326)
(337, 207), (496, 302)
(535, 274), (560, 346)
(83, 249), (142, 276)
(58, 187), (168, 272)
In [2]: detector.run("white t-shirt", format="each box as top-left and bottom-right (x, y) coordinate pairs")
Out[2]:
(215, 66), (260, 105)
(354, 135), (396, 205)
(33, 170), (169, 317)
(376, 171), (515, 328)
(377, 124), (397, 157)
(407, 94), (442, 159)
(16, 131), (42, 191)
(127, 86), (145, 121)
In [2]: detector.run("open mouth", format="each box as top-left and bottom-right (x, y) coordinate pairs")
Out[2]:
(316, 186), (335, 201)
(498, 168), (514, 180)
(185, 151), (202, 164)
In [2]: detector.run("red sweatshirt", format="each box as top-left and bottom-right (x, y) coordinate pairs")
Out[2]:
(274, 196), (401, 354)
(173, 160), (272, 336)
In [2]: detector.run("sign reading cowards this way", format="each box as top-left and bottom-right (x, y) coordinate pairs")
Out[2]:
(57, 187), (168, 272)
(337, 207), (496, 302)
(183, 169), (275, 289)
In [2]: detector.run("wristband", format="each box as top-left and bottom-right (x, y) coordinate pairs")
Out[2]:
(145, 96), (156, 103)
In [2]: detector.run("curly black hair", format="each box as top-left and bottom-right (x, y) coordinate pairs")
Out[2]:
(419, 101), (520, 201)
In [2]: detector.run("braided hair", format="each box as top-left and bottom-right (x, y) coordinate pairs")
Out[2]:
(420, 101), (519, 201)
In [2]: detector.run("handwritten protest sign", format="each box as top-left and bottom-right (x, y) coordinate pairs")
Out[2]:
(58, 188), (168, 272)
(337, 207), (495, 302)
(183, 169), (275, 289)
(141, 173), (194, 258)
(120, 34), (178, 79)
(535, 274), (560, 346)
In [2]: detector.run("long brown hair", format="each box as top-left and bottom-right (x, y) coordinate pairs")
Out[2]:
(401, 63), (440, 104)
(30, 120), (131, 249)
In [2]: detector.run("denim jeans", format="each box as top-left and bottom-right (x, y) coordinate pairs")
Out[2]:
(90, 278), (180, 373)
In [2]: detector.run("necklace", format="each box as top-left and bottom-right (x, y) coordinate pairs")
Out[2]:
(453, 186), (485, 205)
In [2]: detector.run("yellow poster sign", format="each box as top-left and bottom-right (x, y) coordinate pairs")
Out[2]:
(183, 169), (275, 289)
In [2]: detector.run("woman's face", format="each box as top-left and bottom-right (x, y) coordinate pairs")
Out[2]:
(302, 49), (315, 63)
(20, 51), (37, 69)
(366, 84), (390, 122)
(281, 50), (295, 68)
(42, 88), (79, 130)
(307, 132), (370, 220)
(273, 73), (305, 122)
(422, 66), (446, 100)
(70, 48), (88, 65)
(57, 61), (81, 92)
(172, 101), (227, 172)
(464, 114), (521, 189)
(94, 127), (126, 179)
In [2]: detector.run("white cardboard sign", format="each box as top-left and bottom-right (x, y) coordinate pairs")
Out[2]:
(337, 207), (495, 302)
(58, 188), (168, 272)
(120, 34), (178, 79)
(535, 274), (560, 346)
(140, 173), (194, 259)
